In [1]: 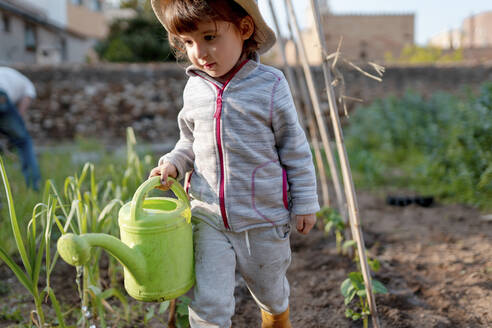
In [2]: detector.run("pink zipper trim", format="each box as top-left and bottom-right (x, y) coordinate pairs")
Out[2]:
(185, 169), (194, 194)
(215, 88), (229, 228)
(282, 168), (289, 209)
(193, 59), (249, 230)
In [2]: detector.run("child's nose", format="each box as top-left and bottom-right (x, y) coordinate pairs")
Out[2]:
(195, 43), (207, 59)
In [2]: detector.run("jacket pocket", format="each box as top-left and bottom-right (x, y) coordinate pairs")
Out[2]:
(251, 160), (289, 222)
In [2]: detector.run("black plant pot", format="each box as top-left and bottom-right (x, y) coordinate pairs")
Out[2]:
(386, 196), (413, 207)
(386, 195), (434, 207)
(414, 196), (434, 207)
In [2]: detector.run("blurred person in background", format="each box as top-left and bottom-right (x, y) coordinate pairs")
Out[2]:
(0, 67), (41, 191)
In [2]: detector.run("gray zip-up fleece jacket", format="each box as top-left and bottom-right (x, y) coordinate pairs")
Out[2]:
(159, 57), (319, 232)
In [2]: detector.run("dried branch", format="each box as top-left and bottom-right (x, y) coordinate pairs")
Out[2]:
(332, 37), (343, 69)
(368, 61), (385, 76)
(322, 37), (385, 117)
(341, 95), (364, 102)
(343, 59), (383, 82)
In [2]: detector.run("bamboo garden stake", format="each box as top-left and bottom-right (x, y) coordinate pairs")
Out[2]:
(266, 0), (305, 129)
(286, 28), (332, 209)
(307, 0), (381, 326)
(281, 0), (353, 250)
(266, 0), (330, 207)
(282, 0), (347, 219)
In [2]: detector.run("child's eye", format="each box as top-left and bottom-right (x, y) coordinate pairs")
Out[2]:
(204, 35), (216, 41)
(183, 40), (193, 46)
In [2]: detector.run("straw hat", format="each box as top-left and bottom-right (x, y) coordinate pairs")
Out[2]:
(151, 0), (277, 54)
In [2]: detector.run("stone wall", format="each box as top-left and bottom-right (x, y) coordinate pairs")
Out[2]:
(19, 63), (186, 144)
(13, 62), (492, 144)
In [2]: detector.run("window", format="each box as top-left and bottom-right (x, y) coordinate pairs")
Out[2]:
(89, 0), (102, 12)
(71, 0), (83, 5)
(1, 13), (10, 32)
(24, 23), (37, 52)
(359, 40), (368, 60)
(60, 38), (67, 61)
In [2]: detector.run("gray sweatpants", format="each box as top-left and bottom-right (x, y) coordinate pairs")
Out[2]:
(188, 220), (292, 328)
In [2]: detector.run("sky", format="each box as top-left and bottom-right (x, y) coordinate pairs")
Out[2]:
(259, 0), (492, 45)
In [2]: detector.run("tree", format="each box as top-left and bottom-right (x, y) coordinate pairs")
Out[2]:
(95, 10), (175, 62)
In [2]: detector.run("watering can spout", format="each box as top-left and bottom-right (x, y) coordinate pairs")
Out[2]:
(58, 233), (146, 284)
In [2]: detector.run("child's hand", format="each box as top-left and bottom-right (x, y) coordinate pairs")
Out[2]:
(296, 213), (316, 235)
(148, 163), (178, 190)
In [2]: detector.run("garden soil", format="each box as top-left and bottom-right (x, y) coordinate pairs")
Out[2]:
(1, 191), (491, 327)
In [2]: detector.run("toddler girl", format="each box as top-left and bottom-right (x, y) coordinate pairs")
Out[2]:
(149, 1), (319, 327)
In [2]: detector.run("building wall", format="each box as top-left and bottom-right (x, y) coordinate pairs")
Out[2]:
(429, 11), (492, 50)
(324, 14), (414, 62)
(428, 29), (462, 49)
(64, 37), (96, 63)
(462, 11), (492, 48)
(1, 12), (37, 64)
(0, 8), (91, 65)
(286, 13), (414, 65)
(21, 0), (67, 26)
(67, 0), (107, 39)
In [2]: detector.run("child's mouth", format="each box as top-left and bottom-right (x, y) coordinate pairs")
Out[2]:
(204, 63), (215, 69)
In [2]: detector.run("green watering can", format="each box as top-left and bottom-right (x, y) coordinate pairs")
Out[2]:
(57, 176), (195, 302)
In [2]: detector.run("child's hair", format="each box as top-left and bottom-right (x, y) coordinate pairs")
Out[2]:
(160, 0), (259, 60)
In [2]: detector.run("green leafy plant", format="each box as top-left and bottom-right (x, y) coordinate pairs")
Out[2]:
(344, 240), (382, 275)
(385, 45), (464, 64)
(141, 301), (170, 325)
(346, 82), (492, 210)
(317, 206), (345, 253)
(95, 14), (174, 62)
(341, 272), (388, 328)
(0, 305), (22, 322)
(175, 296), (192, 328)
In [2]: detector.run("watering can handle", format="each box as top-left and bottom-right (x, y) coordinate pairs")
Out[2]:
(130, 176), (190, 222)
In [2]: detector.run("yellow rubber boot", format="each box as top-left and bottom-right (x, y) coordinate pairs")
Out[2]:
(261, 308), (292, 328)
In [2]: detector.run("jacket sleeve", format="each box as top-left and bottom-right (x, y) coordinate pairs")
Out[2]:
(158, 84), (195, 181)
(272, 76), (320, 215)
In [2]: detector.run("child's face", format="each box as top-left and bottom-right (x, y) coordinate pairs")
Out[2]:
(178, 18), (252, 82)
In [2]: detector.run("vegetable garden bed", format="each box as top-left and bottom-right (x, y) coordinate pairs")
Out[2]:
(1, 189), (490, 327)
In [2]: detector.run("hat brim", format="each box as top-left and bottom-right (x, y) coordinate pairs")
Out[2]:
(233, 0), (276, 54)
(151, 0), (277, 55)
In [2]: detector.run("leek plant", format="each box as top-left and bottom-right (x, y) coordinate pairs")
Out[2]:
(58, 162), (127, 327)
(0, 157), (66, 327)
(0, 127), (191, 326)
(56, 127), (151, 327)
